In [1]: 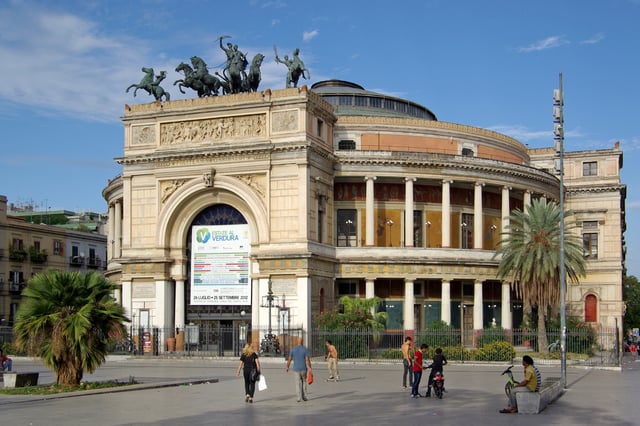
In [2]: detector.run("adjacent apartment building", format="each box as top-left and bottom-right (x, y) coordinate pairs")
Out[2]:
(0, 196), (107, 325)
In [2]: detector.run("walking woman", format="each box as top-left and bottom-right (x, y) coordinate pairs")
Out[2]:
(236, 343), (261, 403)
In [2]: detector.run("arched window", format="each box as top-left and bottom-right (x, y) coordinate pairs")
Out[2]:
(585, 294), (597, 322)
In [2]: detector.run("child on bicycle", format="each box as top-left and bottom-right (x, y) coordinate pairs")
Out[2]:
(425, 347), (447, 397)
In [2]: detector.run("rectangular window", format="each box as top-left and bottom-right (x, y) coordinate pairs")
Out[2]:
(316, 119), (323, 137)
(12, 238), (23, 250)
(337, 281), (358, 296)
(583, 233), (598, 259)
(53, 240), (63, 256)
(338, 95), (352, 106)
(582, 221), (598, 259)
(34, 240), (41, 250)
(337, 209), (357, 247)
(413, 210), (423, 247)
(338, 140), (356, 150)
(355, 96), (368, 107)
(583, 161), (597, 176)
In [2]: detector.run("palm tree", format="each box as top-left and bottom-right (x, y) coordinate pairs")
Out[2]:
(13, 270), (128, 386)
(494, 197), (586, 352)
(338, 295), (388, 331)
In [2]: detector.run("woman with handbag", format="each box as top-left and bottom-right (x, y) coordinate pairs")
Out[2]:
(236, 343), (261, 403)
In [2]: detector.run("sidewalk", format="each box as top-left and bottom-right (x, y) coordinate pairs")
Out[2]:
(0, 355), (638, 425)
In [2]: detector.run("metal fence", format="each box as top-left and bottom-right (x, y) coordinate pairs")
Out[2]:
(306, 327), (620, 367)
(2, 323), (620, 367)
(108, 325), (304, 359)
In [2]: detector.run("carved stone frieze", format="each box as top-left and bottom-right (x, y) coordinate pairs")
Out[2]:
(131, 125), (156, 145)
(236, 174), (266, 198)
(272, 110), (298, 132)
(160, 179), (186, 203)
(160, 114), (266, 146)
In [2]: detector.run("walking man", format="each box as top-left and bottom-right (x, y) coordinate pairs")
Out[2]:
(286, 337), (313, 402)
(325, 340), (340, 381)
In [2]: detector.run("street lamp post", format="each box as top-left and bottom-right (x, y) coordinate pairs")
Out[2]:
(260, 280), (280, 355)
(386, 219), (394, 247)
(461, 222), (468, 249)
(554, 73), (567, 388)
(345, 219), (353, 247)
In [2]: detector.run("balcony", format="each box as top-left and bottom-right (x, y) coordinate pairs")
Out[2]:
(8, 282), (26, 294)
(8, 247), (27, 262)
(69, 255), (85, 266)
(29, 247), (48, 264)
(87, 257), (102, 269)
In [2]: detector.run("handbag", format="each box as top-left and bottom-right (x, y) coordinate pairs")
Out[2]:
(307, 370), (314, 385)
(257, 374), (268, 391)
(250, 368), (260, 383)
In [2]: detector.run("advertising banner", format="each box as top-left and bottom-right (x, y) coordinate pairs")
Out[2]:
(190, 224), (250, 305)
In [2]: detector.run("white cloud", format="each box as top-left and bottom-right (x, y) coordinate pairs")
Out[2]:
(580, 32), (605, 45)
(303, 30), (319, 42)
(0, 4), (298, 123)
(516, 36), (569, 53)
(486, 125), (550, 143)
(0, 4), (149, 122)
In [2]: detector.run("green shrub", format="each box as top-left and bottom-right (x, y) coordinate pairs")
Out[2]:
(479, 328), (507, 346)
(473, 341), (515, 362)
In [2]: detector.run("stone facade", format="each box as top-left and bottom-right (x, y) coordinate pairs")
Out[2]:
(103, 81), (626, 349)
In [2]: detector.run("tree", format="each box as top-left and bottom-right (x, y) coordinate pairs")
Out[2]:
(494, 197), (586, 352)
(623, 275), (640, 336)
(13, 271), (128, 386)
(337, 295), (388, 330)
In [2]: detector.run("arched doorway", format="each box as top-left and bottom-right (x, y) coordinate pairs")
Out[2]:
(585, 294), (597, 323)
(184, 204), (251, 355)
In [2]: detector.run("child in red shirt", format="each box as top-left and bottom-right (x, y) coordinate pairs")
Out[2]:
(410, 344), (428, 397)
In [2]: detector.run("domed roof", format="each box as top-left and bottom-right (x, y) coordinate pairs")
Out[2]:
(311, 79), (437, 121)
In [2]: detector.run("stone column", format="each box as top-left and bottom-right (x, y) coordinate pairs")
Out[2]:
(114, 200), (122, 258)
(474, 182), (484, 249)
(524, 190), (532, 209)
(501, 186), (510, 233)
(365, 176), (376, 246)
(405, 177), (416, 247)
(501, 282), (512, 329)
(473, 280), (483, 330)
(404, 279), (415, 332)
(441, 279), (451, 325)
(122, 280), (132, 318)
(365, 279), (375, 300)
(442, 180), (452, 248)
(175, 279), (185, 329)
(108, 203), (115, 260)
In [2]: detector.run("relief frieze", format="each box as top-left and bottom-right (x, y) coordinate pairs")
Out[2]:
(160, 114), (266, 146)
(131, 125), (156, 145)
(272, 110), (298, 132)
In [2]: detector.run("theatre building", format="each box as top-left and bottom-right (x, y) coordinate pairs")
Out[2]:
(103, 80), (625, 349)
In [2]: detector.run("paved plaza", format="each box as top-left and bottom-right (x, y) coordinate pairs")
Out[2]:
(1, 355), (638, 426)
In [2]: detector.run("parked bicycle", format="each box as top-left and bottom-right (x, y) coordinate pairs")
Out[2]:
(501, 365), (515, 398)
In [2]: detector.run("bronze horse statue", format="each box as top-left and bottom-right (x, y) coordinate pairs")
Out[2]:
(174, 62), (221, 97)
(126, 67), (170, 101)
(245, 53), (265, 92)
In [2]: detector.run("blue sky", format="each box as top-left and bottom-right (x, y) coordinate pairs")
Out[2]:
(0, 0), (638, 275)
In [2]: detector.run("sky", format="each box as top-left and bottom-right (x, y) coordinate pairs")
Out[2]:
(0, 0), (638, 275)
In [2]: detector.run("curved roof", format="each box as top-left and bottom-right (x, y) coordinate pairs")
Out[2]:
(311, 79), (437, 121)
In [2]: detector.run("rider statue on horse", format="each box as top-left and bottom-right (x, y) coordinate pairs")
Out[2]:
(274, 47), (310, 88)
(126, 67), (170, 101)
(219, 36), (249, 94)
